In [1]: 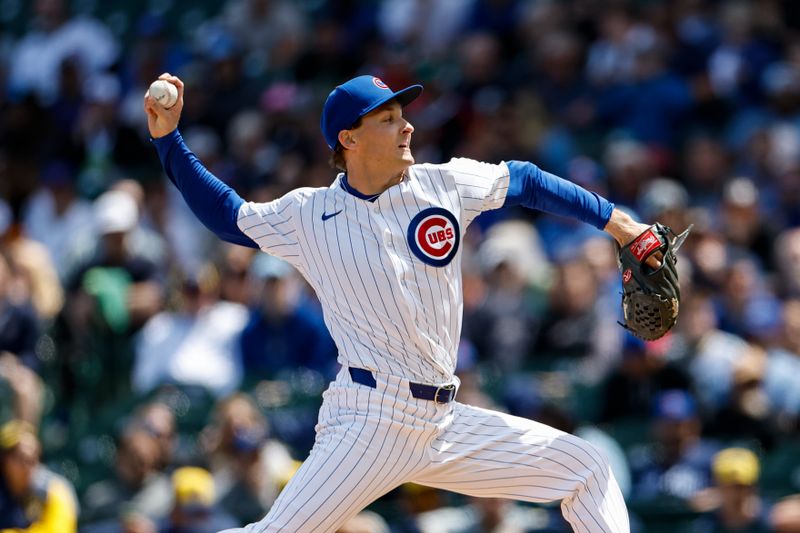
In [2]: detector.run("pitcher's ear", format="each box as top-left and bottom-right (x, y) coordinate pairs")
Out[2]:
(338, 130), (355, 148)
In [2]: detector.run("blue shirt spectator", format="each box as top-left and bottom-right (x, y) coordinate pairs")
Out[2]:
(239, 254), (337, 381)
(629, 390), (719, 504)
(596, 65), (694, 149)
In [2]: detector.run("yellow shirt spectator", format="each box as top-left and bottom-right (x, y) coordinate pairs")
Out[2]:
(0, 421), (77, 533)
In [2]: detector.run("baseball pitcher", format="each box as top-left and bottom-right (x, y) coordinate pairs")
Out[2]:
(144, 73), (680, 532)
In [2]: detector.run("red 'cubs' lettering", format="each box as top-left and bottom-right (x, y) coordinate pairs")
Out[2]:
(430, 228), (455, 242)
(417, 216), (456, 259)
(429, 229), (447, 244)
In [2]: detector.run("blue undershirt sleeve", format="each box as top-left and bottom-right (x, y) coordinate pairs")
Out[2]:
(151, 129), (258, 248)
(504, 160), (614, 230)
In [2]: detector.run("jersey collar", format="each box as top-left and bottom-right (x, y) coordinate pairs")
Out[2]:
(339, 173), (384, 203)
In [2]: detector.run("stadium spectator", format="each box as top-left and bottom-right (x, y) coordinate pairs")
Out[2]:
(629, 390), (719, 505)
(668, 292), (749, 413)
(63, 188), (163, 332)
(21, 161), (94, 276)
(763, 299), (800, 430)
(217, 244), (257, 307)
(635, 178), (691, 236)
(0, 352), (44, 426)
(199, 393), (295, 523)
(132, 264), (247, 397)
(462, 220), (545, 373)
(600, 334), (692, 423)
(156, 466), (237, 533)
(377, 0), (473, 59)
(719, 177), (778, 272)
(691, 448), (773, 533)
(132, 171), (216, 278)
(219, 0), (308, 73)
(706, 1), (779, 106)
(81, 427), (172, 525)
(704, 345), (777, 451)
(7, 0), (119, 104)
(1, 214), (63, 324)
(221, 109), (275, 194)
(54, 189), (163, 407)
(773, 228), (800, 299)
(585, 6), (644, 87)
(106, 179), (170, 273)
(238, 254), (336, 381)
(594, 34), (695, 151)
(0, 420), (78, 531)
(716, 256), (782, 342)
(0, 253), (40, 369)
(131, 402), (179, 472)
(532, 255), (608, 365)
(603, 138), (656, 208)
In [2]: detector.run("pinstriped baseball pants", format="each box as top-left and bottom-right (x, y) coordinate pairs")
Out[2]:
(224, 367), (630, 533)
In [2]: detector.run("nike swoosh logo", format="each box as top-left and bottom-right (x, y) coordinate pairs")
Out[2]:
(321, 210), (343, 221)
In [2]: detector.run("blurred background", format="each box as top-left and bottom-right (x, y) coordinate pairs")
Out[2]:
(2, 0), (800, 531)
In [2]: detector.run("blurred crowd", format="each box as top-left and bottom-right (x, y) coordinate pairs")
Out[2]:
(3, 0), (800, 531)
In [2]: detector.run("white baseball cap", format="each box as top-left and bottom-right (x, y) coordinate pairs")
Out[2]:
(94, 190), (138, 234)
(249, 254), (292, 280)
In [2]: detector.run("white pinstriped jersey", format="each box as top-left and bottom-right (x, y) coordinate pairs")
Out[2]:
(236, 158), (510, 384)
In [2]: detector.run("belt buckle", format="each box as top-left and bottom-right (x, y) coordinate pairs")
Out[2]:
(434, 384), (456, 404)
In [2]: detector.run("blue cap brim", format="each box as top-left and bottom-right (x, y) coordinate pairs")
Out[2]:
(359, 84), (423, 120)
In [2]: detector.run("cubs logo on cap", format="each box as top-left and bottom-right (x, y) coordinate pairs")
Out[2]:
(407, 207), (460, 267)
(373, 77), (389, 89)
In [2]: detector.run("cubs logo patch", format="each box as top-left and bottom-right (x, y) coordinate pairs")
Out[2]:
(373, 77), (389, 89)
(407, 207), (460, 267)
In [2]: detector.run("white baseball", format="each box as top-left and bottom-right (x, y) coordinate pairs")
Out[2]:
(149, 79), (178, 109)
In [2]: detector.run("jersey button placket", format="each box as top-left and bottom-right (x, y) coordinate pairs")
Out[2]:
(372, 211), (405, 279)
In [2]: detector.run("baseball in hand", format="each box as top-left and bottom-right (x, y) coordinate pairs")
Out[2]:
(149, 79), (178, 109)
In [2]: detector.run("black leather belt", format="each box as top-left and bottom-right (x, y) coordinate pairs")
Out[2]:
(348, 367), (457, 404)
